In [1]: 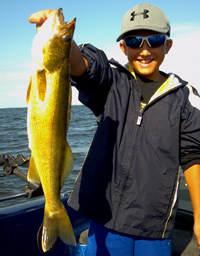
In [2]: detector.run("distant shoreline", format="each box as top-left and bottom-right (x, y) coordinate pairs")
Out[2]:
(0, 104), (83, 110)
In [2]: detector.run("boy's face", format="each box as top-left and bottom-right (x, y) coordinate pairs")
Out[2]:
(120, 30), (173, 81)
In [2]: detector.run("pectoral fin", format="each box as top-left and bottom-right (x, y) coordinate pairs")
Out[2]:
(60, 142), (73, 189)
(27, 156), (40, 184)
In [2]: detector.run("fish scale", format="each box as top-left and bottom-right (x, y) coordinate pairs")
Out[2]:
(26, 8), (76, 253)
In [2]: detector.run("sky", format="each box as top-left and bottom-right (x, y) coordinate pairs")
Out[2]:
(0, 0), (200, 108)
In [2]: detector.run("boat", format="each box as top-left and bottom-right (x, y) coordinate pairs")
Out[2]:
(0, 154), (199, 255)
(0, 193), (89, 256)
(0, 154), (89, 256)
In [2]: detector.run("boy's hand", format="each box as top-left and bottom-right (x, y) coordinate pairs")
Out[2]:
(28, 9), (57, 33)
(184, 164), (200, 249)
(194, 219), (200, 248)
(28, 9), (88, 76)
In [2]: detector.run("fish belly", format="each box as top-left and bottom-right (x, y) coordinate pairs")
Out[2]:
(27, 72), (75, 252)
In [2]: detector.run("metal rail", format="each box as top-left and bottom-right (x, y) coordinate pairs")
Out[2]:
(0, 192), (27, 202)
(0, 153), (43, 201)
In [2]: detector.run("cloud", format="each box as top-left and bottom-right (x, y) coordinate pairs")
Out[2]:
(0, 71), (30, 83)
(104, 44), (127, 65)
(0, 67), (81, 108)
(1, 22), (200, 108)
(72, 87), (81, 105)
(161, 28), (200, 92)
(171, 23), (200, 36)
(17, 62), (34, 69)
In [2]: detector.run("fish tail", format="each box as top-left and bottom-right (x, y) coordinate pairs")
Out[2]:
(58, 203), (76, 246)
(41, 203), (76, 253)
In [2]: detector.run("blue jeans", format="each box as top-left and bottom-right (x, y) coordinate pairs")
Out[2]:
(87, 220), (171, 256)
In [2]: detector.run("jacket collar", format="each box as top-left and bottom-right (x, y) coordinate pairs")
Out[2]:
(149, 74), (184, 103)
(109, 59), (187, 103)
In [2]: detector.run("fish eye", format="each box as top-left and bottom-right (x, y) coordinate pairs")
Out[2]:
(63, 35), (72, 42)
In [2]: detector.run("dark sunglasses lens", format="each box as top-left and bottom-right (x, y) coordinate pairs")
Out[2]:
(125, 37), (142, 48)
(148, 35), (166, 47)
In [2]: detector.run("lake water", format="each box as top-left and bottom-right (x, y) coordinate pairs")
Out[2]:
(0, 105), (97, 207)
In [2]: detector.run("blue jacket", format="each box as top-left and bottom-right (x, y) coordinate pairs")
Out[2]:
(68, 44), (200, 239)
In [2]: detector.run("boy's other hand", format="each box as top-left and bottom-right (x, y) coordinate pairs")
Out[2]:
(28, 9), (57, 33)
(194, 220), (200, 249)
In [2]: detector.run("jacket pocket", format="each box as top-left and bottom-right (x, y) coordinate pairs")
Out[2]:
(155, 168), (179, 219)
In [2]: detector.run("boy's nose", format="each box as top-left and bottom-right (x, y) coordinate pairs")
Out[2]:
(139, 41), (151, 56)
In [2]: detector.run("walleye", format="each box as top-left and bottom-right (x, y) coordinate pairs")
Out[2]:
(26, 8), (76, 253)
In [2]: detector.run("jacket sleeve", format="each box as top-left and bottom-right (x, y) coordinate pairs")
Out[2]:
(180, 84), (200, 171)
(70, 44), (113, 117)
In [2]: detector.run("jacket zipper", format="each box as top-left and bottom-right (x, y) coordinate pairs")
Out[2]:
(136, 114), (143, 126)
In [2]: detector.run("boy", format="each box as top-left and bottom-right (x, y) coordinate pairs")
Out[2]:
(29, 3), (200, 255)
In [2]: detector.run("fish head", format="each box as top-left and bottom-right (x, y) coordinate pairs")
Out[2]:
(31, 8), (76, 72)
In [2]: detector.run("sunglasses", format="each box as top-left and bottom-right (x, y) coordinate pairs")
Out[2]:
(124, 35), (169, 48)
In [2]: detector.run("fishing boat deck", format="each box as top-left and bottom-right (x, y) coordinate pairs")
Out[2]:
(0, 159), (199, 255)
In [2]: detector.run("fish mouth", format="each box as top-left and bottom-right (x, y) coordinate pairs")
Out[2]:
(55, 8), (76, 28)
(54, 8), (76, 37)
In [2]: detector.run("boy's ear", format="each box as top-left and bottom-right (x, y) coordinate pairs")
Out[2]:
(120, 41), (127, 56)
(166, 39), (173, 54)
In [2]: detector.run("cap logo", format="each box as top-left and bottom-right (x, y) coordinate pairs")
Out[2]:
(130, 9), (149, 21)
